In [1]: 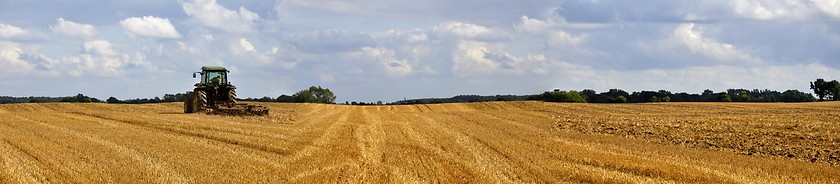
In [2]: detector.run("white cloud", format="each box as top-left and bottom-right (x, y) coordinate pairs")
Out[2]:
(239, 38), (256, 52)
(119, 16), (181, 38)
(514, 16), (553, 35)
(433, 21), (510, 41)
(177, 41), (200, 54)
(549, 30), (585, 47)
(83, 40), (117, 56)
(204, 34), (215, 41)
(371, 29), (428, 44)
(182, 0), (259, 33)
(731, 0), (811, 20)
(452, 41), (500, 76)
(320, 73), (336, 83)
(0, 23), (27, 39)
(0, 41), (35, 75)
(669, 23), (761, 64)
(50, 18), (96, 38)
(357, 47), (413, 77)
(813, 0), (840, 18)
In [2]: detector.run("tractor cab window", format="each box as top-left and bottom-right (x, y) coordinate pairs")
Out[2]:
(203, 71), (227, 85)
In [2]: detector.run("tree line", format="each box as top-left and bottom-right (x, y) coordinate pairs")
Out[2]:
(565, 88), (815, 103)
(2, 79), (834, 104)
(0, 94), (102, 104)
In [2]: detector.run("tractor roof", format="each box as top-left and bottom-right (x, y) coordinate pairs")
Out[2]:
(201, 66), (228, 71)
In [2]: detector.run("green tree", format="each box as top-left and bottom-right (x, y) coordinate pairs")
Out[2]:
(293, 86), (336, 104)
(542, 90), (586, 103)
(106, 97), (121, 103)
(780, 90), (817, 102)
(811, 78), (828, 100)
(830, 80), (840, 101)
(739, 91), (751, 102)
(718, 92), (732, 102)
(615, 96), (627, 103)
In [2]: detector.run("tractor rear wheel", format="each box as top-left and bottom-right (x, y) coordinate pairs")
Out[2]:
(228, 89), (237, 103)
(184, 92), (195, 113)
(195, 90), (207, 111)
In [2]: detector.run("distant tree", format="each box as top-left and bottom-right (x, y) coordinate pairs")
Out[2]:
(376, 101), (383, 105)
(580, 89), (598, 103)
(811, 79), (828, 100)
(830, 80), (840, 101)
(293, 86), (336, 104)
(780, 90), (817, 102)
(739, 91), (751, 102)
(106, 97), (121, 103)
(701, 89), (716, 102)
(718, 92), (732, 102)
(615, 95), (627, 103)
(276, 95), (295, 103)
(542, 90), (586, 103)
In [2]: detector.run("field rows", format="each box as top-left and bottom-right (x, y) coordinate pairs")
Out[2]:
(0, 102), (838, 183)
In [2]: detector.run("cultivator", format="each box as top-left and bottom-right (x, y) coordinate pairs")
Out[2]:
(183, 66), (269, 116)
(207, 103), (269, 116)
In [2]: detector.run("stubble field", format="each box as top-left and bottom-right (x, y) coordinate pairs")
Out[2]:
(0, 101), (838, 183)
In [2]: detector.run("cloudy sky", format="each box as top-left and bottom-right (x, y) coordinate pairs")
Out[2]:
(1, 0), (840, 102)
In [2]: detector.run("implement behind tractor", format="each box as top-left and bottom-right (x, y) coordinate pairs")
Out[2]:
(183, 66), (268, 116)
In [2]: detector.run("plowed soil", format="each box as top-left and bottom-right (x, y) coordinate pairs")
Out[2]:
(1, 101), (837, 183)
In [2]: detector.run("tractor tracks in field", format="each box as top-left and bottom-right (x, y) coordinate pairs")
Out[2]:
(69, 111), (291, 156)
(0, 139), (49, 183)
(8, 114), (191, 183)
(353, 107), (387, 181)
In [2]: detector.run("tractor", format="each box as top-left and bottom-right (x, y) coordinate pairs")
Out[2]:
(183, 66), (268, 116)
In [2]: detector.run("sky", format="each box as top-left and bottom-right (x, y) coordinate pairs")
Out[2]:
(1, 0), (840, 103)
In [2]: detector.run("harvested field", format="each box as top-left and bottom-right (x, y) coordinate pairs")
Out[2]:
(0, 101), (838, 183)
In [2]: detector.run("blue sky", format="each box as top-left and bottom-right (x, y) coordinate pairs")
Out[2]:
(1, 0), (840, 102)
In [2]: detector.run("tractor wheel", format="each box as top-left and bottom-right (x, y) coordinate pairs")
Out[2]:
(195, 90), (207, 111)
(184, 92), (195, 113)
(228, 89), (237, 103)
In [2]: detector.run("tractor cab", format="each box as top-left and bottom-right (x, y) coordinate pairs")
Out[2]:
(194, 66), (230, 86)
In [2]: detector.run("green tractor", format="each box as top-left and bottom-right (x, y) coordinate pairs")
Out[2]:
(184, 66), (268, 116)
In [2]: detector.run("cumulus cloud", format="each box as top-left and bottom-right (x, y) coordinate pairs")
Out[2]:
(119, 16), (181, 38)
(182, 0), (259, 33)
(50, 18), (96, 38)
(357, 47), (413, 77)
(514, 16), (553, 35)
(669, 23), (761, 64)
(813, 0), (840, 18)
(0, 23), (27, 39)
(177, 41), (200, 54)
(731, 0), (812, 20)
(320, 73), (336, 83)
(288, 29), (374, 53)
(433, 21), (511, 41)
(0, 41), (35, 74)
(239, 38), (256, 52)
(83, 40), (117, 56)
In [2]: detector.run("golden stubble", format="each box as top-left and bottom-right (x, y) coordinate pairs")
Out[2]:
(0, 101), (837, 183)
